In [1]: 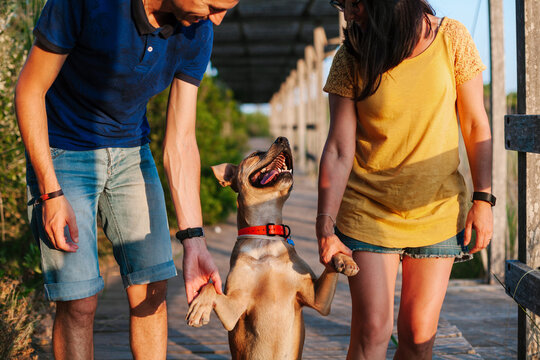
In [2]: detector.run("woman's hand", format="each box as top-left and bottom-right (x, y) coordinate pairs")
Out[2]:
(316, 215), (352, 266)
(464, 201), (493, 253)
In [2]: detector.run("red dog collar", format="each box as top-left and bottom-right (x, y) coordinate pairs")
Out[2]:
(238, 223), (291, 238)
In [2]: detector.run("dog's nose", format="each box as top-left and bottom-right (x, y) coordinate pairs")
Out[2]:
(274, 137), (289, 146)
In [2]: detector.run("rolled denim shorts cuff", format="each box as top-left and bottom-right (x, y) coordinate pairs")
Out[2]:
(44, 277), (105, 302)
(336, 227), (472, 263)
(122, 260), (177, 288)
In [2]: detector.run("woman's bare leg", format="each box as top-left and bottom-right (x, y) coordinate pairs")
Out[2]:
(394, 257), (454, 360)
(347, 251), (401, 360)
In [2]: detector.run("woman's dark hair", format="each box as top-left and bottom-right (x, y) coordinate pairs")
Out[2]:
(343, 0), (435, 101)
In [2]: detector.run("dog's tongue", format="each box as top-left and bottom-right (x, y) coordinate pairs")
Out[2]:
(261, 170), (279, 185)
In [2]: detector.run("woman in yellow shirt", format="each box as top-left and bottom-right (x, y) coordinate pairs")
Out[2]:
(316, 0), (494, 359)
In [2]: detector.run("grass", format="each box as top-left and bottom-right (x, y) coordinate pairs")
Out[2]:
(0, 279), (38, 360)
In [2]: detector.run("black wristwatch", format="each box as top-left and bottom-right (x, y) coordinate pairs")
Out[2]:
(175, 227), (204, 243)
(472, 192), (496, 206)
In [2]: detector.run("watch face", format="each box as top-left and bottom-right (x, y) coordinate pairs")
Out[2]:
(188, 227), (204, 238)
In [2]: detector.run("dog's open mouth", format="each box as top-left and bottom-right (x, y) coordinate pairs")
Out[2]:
(250, 151), (293, 187)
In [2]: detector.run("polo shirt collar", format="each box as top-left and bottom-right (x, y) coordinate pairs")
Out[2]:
(131, 0), (178, 39)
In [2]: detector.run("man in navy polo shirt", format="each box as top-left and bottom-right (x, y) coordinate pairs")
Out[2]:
(15, 0), (238, 358)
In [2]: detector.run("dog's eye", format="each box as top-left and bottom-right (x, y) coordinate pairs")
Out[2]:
(248, 151), (264, 158)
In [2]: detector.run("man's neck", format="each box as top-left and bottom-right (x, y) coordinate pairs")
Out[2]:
(143, 0), (174, 28)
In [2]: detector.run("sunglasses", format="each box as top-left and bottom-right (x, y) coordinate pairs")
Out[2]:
(329, 0), (362, 12)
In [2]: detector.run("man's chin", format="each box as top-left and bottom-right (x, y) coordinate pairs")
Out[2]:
(180, 19), (201, 26)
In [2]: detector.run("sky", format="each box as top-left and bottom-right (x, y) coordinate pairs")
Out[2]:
(239, 0), (518, 112)
(429, 0), (517, 93)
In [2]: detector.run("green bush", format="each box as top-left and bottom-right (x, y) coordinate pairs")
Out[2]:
(0, 0), (45, 288)
(233, 111), (270, 138)
(148, 76), (257, 227)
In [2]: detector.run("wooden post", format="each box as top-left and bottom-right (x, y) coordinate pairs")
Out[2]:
(297, 59), (307, 173)
(276, 86), (284, 137)
(285, 73), (296, 150)
(275, 95), (280, 138)
(274, 88), (284, 138)
(305, 45), (317, 174)
(269, 95), (277, 138)
(488, 0), (507, 284)
(279, 90), (286, 136)
(290, 70), (299, 159)
(314, 27), (328, 166)
(515, 0), (540, 358)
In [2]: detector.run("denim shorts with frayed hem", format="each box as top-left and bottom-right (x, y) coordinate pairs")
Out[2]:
(27, 144), (177, 301)
(336, 227), (472, 263)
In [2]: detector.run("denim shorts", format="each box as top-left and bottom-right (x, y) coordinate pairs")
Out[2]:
(336, 227), (472, 263)
(27, 144), (177, 301)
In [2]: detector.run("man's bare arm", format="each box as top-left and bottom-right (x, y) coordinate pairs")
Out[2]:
(163, 78), (222, 303)
(15, 45), (78, 252)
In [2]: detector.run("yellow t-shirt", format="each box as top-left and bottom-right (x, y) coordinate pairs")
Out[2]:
(323, 18), (486, 248)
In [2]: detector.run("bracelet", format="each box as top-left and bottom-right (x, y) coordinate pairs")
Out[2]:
(316, 213), (336, 226)
(472, 192), (496, 207)
(175, 227), (204, 243)
(37, 189), (64, 204)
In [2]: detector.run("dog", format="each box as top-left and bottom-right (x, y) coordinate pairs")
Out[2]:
(186, 136), (358, 359)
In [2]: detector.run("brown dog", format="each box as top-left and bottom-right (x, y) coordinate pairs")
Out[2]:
(186, 137), (358, 359)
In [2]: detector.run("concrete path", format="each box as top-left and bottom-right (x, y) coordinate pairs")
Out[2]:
(87, 174), (517, 360)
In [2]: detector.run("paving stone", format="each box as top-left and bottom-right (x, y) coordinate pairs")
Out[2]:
(433, 355), (484, 360)
(93, 351), (135, 360)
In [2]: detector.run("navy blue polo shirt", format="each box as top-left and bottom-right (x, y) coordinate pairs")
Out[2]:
(34, 0), (213, 150)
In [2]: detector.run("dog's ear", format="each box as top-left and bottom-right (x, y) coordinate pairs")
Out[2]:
(211, 163), (238, 191)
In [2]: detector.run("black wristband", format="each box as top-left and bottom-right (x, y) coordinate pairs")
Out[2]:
(37, 189), (64, 204)
(472, 192), (496, 206)
(175, 227), (204, 243)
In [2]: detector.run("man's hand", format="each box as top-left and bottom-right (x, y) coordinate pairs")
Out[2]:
(182, 237), (223, 304)
(42, 196), (79, 252)
(464, 201), (493, 254)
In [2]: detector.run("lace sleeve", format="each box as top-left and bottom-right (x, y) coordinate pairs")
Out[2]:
(446, 19), (486, 86)
(323, 46), (356, 98)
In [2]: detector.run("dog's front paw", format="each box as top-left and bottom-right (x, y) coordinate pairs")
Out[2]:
(186, 284), (216, 327)
(331, 253), (359, 277)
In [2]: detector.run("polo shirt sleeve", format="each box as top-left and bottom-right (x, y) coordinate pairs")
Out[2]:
(33, 0), (84, 54)
(175, 20), (213, 87)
